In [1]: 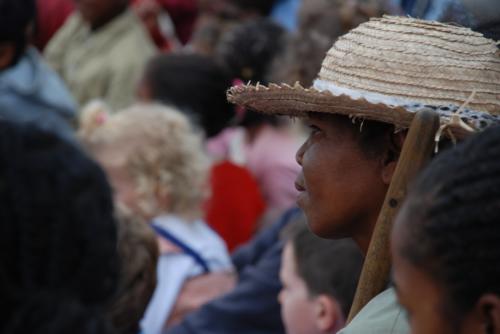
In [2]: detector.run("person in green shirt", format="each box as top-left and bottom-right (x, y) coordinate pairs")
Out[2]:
(228, 15), (500, 333)
(45, 0), (156, 110)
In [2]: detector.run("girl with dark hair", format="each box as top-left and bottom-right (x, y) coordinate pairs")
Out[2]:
(391, 126), (500, 334)
(0, 120), (119, 334)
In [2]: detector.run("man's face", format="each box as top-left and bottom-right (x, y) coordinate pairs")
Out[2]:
(294, 114), (388, 240)
(279, 243), (321, 334)
(74, 0), (128, 28)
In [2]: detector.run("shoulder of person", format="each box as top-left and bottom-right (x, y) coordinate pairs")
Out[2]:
(338, 288), (410, 334)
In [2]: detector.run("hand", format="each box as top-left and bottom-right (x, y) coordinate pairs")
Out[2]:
(166, 271), (237, 327)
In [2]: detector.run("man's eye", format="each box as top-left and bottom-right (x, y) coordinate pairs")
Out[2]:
(308, 124), (321, 135)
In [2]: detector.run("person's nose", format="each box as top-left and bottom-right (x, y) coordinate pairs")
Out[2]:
(296, 142), (306, 166)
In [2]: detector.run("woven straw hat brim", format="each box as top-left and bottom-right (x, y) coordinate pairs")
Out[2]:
(227, 16), (500, 137)
(227, 82), (413, 127)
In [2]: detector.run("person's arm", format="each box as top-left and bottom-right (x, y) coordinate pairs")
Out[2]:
(165, 241), (285, 334)
(165, 208), (300, 334)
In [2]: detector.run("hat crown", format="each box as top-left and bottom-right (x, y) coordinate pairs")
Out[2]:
(315, 15), (500, 114)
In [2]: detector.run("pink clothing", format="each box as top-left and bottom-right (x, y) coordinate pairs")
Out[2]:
(244, 125), (301, 214)
(207, 125), (301, 224)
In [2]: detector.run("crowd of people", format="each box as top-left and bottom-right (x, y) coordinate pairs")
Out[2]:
(1, 0), (499, 333)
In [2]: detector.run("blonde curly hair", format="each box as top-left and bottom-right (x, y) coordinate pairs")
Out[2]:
(80, 102), (210, 219)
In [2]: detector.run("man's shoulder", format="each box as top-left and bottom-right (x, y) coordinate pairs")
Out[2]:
(338, 288), (410, 334)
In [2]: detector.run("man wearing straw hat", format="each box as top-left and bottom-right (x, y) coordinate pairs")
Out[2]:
(229, 15), (500, 333)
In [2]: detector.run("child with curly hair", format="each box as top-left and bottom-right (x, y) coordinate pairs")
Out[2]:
(80, 103), (232, 334)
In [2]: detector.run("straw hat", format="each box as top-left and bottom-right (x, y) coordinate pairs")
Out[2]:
(228, 16), (500, 136)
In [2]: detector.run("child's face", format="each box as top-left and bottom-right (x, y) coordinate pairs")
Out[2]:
(95, 149), (147, 220)
(279, 242), (334, 334)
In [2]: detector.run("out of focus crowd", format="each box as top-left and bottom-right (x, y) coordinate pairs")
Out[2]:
(0, 0), (499, 334)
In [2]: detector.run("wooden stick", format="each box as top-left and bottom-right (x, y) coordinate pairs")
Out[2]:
(347, 109), (440, 322)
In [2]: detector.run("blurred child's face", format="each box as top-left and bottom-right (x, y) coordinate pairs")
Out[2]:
(279, 242), (338, 334)
(95, 149), (148, 220)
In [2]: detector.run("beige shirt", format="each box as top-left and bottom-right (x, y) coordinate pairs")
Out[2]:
(45, 10), (156, 110)
(339, 288), (410, 334)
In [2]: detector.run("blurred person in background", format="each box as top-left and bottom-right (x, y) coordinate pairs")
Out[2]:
(0, 120), (119, 334)
(392, 0), (500, 40)
(45, 0), (157, 109)
(214, 19), (302, 227)
(270, 0), (387, 87)
(138, 53), (266, 252)
(0, 0), (77, 144)
(155, 0), (198, 45)
(107, 206), (159, 334)
(80, 104), (232, 334)
(166, 208), (303, 334)
(188, 0), (280, 55)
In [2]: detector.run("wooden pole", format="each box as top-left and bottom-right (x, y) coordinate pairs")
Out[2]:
(347, 109), (440, 322)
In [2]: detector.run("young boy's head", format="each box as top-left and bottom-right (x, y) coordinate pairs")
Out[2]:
(279, 222), (363, 334)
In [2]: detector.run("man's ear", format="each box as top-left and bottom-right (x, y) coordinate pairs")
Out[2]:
(476, 294), (500, 334)
(313, 295), (345, 333)
(381, 131), (406, 185)
(0, 43), (15, 70)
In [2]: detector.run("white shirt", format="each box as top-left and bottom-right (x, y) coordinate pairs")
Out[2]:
(140, 215), (232, 334)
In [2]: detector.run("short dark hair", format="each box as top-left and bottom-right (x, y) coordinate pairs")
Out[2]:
(216, 18), (288, 84)
(0, 120), (119, 333)
(397, 125), (500, 321)
(143, 53), (234, 138)
(216, 19), (288, 128)
(0, 0), (36, 66)
(107, 208), (158, 334)
(285, 221), (364, 316)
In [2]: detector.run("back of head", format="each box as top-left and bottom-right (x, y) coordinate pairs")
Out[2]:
(107, 206), (158, 334)
(80, 103), (210, 218)
(397, 125), (500, 318)
(216, 18), (288, 84)
(286, 222), (364, 316)
(143, 53), (234, 138)
(216, 18), (288, 128)
(0, 120), (119, 333)
(0, 0), (36, 67)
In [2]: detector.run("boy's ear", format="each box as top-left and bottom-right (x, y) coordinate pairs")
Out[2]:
(475, 294), (500, 334)
(381, 131), (406, 185)
(313, 295), (344, 333)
